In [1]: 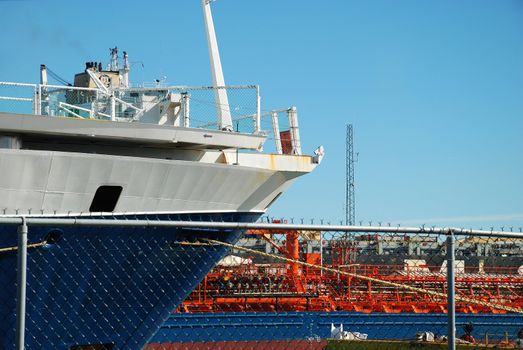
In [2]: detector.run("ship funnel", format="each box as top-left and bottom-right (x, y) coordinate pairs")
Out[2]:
(201, 0), (233, 131)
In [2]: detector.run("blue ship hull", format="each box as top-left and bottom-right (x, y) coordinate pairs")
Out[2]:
(152, 311), (523, 344)
(0, 213), (260, 349)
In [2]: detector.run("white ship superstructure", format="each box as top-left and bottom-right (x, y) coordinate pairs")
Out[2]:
(0, 106), (318, 216)
(0, 1), (321, 218)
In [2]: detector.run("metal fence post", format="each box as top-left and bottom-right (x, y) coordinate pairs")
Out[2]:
(16, 218), (28, 350)
(447, 230), (456, 350)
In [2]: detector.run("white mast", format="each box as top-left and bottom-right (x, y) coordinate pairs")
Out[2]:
(202, 0), (233, 131)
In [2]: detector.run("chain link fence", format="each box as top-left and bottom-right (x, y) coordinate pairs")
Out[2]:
(2, 217), (523, 349)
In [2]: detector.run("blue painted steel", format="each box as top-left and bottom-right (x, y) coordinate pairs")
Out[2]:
(0, 212), (260, 350)
(152, 311), (523, 343)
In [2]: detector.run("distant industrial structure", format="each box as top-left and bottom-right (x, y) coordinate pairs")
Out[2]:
(346, 124), (355, 225)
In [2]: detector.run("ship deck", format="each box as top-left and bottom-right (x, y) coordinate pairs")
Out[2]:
(0, 112), (265, 150)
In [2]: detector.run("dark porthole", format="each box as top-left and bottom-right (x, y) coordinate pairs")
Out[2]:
(89, 186), (123, 212)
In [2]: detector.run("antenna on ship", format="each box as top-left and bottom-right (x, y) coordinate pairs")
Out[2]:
(109, 47), (119, 71)
(201, 0), (233, 131)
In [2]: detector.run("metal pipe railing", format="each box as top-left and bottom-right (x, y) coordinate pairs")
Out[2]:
(0, 81), (274, 137)
(15, 218), (27, 350)
(447, 233), (456, 350)
(0, 217), (519, 238)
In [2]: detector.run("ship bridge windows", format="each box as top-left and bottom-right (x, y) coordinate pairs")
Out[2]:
(89, 185), (123, 212)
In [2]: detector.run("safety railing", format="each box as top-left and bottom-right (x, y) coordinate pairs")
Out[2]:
(1, 82), (259, 130)
(0, 81), (308, 154)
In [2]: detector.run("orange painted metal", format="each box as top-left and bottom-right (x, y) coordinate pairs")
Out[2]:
(180, 230), (523, 315)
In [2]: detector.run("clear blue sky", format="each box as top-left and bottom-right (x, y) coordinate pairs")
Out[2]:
(1, 0), (522, 230)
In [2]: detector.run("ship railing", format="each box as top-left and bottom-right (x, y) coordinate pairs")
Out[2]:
(196, 263), (523, 305)
(0, 82), (39, 115)
(339, 263), (523, 277)
(0, 81), (303, 153)
(198, 263), (523, 297)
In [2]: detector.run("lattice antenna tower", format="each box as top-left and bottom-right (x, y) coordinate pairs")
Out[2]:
(345, 124), (355, 225)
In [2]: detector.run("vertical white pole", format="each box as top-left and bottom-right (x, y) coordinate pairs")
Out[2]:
(110, 94), (116, 121)
(320, 232), (323, 276)
(92, 90), (99, 119)
(39, 65), (47, 116)
(201, 0), (233, 131)
(122, 51), (130, 89)
(40, 65), (48, 86)
(287, 106), (302, 155)
(447, 232), (456, 350)
(271, 111), (282, 154)
(16, 218), (28, 350)
(255, 86), (261, 134)
(32, 86), (38, 115)
(38, 85), (43, 115)
(182, 93), (190, 128)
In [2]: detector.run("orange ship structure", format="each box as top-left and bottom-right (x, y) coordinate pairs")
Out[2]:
(180, 224), (523, 315)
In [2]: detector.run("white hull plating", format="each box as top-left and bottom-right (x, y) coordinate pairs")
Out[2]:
(0, 149), (307, 216)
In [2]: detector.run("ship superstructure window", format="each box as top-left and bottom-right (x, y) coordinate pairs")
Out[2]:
(89, 186), (123, 212)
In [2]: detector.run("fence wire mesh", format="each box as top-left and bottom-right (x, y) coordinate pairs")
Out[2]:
(2, 218), (523, 350)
